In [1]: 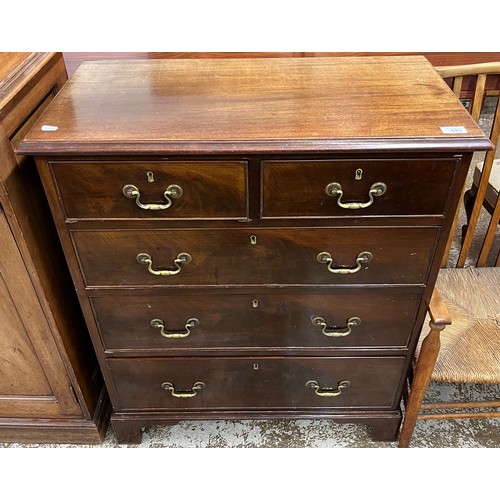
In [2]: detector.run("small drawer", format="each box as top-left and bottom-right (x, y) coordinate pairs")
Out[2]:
(93, 289), (421, 352)
(73, 226), (438, 287)
(261, 158), (459, 218)
(108, 356), (406, 411)
(50, 160), (248, 220)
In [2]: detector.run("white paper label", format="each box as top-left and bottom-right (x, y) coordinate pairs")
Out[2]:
(440, 126), (468, 134)
(41, 125), (58, 131)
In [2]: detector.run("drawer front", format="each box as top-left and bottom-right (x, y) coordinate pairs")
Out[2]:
(108, 356), (406, 411)
(93, 289), (421, 351)
(73, 227), (438, 287)
(261, 158), (458, 218)
(50, 161), (248, 220)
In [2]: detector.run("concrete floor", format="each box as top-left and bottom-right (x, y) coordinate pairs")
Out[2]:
(100, 385), (500, 447)
(2, 382), (498, 449)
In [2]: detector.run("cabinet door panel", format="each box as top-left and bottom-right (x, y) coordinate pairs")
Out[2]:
(0, 209), (81, 417)
(0, 274), (52, 395)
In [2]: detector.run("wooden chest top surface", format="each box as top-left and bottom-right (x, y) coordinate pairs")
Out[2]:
(17, 56), (491, 155)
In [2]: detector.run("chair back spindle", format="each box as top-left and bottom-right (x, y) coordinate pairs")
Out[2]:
(436, 63), (500, 268)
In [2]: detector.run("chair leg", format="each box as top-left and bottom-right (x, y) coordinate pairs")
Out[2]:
(398, 288), (450, 447)
(398, 327), (441, 447)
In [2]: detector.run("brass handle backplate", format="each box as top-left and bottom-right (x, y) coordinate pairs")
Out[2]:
(137, 252), (192, 276)
(150, 318), (200, 339)
(317, 251), (372, 274)
(161, 381), (205, 398)
(312, 316), (361, 337)
(325, 181), (387, 209)
(306, 380), (351, 397)
(123, 183), (183, 210)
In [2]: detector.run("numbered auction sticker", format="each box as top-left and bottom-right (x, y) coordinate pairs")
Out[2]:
(440, 126), (468, 134)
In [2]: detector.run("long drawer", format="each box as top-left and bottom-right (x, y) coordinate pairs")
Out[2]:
(108, 356), (406, 411)
(73, 227), (438, 287)
(261, 158), (459, 218)
(93, 289), (421, 352)
(49, 160), (248, 220)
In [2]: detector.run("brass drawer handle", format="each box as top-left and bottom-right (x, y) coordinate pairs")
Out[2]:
(317, 251), (372, 274)
(137, 252), (192, 276)
(122, 183), (183, 210)
(312, 316), (361, 337)
(161, 381), (205, 398)
(325, 181), (387, 209)
(150, 318), (200, 338)
(306, 380), (351, 397)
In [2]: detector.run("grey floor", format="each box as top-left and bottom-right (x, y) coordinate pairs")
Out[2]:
(3, 381), (498, 448)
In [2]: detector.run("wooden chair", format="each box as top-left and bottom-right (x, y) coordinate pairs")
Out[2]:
(464, 152), (500, 255)
(398, 63), (500, 448)
(439, 63), (500, 268)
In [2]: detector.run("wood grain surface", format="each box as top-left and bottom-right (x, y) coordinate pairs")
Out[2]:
(72, 227), (438, 287)
(50, 160), (248, 220)
(18, 56), (491, 155)
(261, 158), (459, 217)
(108, 356), (407, 411)
(25, 55), (490, 444)
(0, 52), (109, 443)
(92, 288), (421, 352)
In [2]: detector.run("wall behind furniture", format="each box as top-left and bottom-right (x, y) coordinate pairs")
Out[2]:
(62, 52), (500, 78)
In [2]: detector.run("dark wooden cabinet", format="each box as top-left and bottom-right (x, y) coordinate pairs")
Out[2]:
(0, 53), (110, 443)
(18, 56), (491, 444)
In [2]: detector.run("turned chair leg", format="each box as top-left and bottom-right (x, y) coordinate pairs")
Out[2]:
(398, 289), (451, 448)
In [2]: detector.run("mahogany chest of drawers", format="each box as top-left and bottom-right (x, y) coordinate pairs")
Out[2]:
(18, 56), (490, 444)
